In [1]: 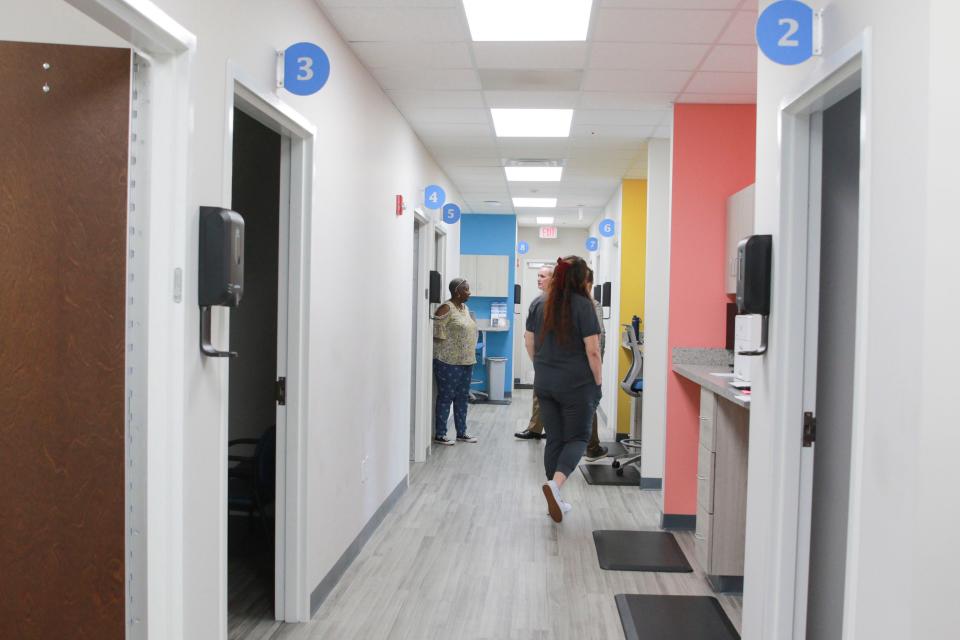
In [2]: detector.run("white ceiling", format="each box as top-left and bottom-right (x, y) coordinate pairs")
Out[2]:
(317, 0), (758, 227)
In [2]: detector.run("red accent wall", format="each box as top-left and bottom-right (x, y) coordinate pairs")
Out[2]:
(665, 104), (756, 516)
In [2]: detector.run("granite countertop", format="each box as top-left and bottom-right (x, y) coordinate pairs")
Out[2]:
(672, 363), (751, 410)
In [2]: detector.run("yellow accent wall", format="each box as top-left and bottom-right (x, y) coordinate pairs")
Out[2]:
(617, 179), (647, 435)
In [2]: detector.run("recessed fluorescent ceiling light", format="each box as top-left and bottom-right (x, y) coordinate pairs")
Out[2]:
(491, 109), (573, 138)
(463, 0), (592, 41)
(513, 197), (557, 208)
(536, 216), (555, 224)
(505, 167), (563, 182)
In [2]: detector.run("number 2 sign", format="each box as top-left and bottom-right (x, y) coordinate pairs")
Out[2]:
(280, 42), (331, 95)
(756, 1), (815, 66)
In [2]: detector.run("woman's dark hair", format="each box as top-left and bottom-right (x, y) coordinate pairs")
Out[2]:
(449, 278), (468, 297)
(542, 255), (590, 345)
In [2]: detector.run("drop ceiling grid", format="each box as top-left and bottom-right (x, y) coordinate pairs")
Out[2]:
(315, 0), (758, 225)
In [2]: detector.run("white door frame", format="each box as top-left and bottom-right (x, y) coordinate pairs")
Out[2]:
(411, 209), (431, 463)
(755, 30), (872, 639)
(65, 1), (195, 638)
(220, 62), (315, 623)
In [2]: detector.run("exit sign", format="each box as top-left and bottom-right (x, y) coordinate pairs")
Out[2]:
(539, 226), (558, 239)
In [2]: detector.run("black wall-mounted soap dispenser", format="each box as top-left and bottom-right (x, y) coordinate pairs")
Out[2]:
(199, 206), (245, 357)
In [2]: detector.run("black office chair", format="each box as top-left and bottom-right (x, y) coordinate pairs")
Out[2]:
(228, 425), (276, 540)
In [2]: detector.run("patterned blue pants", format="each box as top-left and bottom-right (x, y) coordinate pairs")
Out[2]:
(433, 359), (473, 438)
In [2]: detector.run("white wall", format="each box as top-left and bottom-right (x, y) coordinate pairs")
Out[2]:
(639, 139), (671, 482)
(3, 0), (463, 637)
(589, 185), (623, 426)
(746, 1), (960, 638)
(517, 226), (589, 261)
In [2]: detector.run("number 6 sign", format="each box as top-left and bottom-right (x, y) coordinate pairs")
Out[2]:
(756, 0), (815, 66)
(281, 42), (331, 96)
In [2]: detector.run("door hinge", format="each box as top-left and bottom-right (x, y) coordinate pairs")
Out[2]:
(276, 377), (286, 406)
(803, 411), (816, 447)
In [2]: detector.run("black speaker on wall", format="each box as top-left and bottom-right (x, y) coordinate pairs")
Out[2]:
(601, 282), (612, 307)
(593, 284), (602, 303)
(428, 270), (442, 303)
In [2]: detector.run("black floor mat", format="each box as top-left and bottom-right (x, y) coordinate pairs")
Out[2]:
(615, 594), (741, 640)
(579, 463), (641, 486)
(593, 530), (692, 572)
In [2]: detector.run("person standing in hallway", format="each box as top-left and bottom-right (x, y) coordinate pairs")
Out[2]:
(433, 278), (480, 445)
(583, 267), (608, 461)
(515, 264), (554, 440)
(525, 256), (603, 523)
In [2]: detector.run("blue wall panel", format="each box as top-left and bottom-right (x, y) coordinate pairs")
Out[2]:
(460, 214), (516, 396)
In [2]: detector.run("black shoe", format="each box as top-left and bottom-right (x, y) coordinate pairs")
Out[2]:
(433, 436), (454, 446)
(514, 429), (544, 440)
(584, 445), (608, 462)
(456, 433), (478, 443)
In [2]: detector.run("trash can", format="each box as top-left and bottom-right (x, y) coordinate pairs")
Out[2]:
(486, 357), (507, 402)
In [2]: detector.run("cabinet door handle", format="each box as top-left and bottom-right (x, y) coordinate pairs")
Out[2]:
(697, 475), (708, 481)
(694, 533), (706, 541)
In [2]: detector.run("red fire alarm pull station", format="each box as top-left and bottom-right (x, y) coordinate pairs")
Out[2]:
(396, 194), (404, 216)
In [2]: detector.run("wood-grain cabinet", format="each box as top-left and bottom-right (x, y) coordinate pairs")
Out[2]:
(725, 184), (755, 294)
(695, 388), (750, 591)
(460, 254), (510, 298)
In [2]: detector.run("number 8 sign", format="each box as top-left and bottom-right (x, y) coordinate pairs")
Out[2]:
(756, 0), (814, 66)
(282, 42), (331, 96)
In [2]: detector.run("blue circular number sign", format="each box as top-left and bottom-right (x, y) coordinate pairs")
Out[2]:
(517, 241), (529, 255)
(756, 1), (814, 66)
(424, 185), (446, 210)
(284, 42), (331, 96)
(599, 218), (616, 238)
(586, 237), (599, 252)
(442, 203), (461, 224)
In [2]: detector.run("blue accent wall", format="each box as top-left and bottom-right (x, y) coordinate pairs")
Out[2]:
(460, 214), (517, 396)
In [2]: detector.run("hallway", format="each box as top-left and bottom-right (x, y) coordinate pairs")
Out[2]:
(251, 391), (741, 640)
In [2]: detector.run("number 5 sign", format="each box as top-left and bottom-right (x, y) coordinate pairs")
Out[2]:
(279, 42), (331, 96)
(756, 1), (819, 66)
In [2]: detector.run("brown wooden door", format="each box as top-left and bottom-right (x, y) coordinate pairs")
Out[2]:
(0, 41), (131, 639)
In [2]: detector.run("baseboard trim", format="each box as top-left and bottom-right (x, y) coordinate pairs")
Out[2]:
(310, 475), (408, 616)
(640, 477), (662, 490)
(661, 513), (696, 531)
(514, 383), (533, 389)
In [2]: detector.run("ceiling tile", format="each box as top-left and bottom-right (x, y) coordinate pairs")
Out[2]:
(479, 69), (583, 92)
(579, 92), (675, 109)
(414, 122), (493, 137)
(387, 90), (485, 109)
(588, 42), (709, 70)
(582, 68), (691, 92)
(320, 0), (458, 7)
(372, 68), (480, 91)
(571, 124), (656, 139)
(684, 71), (756, 94)
(496, 139), (571, 158)
(324, 7), (468, 42)
(718, 10), (759, 45)
(473, 43), (589, 69)
(403, 108), (490, 124)
(483, 90), (581, 108)
(351, 42), (473, 69)
(593, 9), (731, 43)
(600, 0), (740, 7)
(574, 109), (669, 126)
(676, 92), (756, 103)
(699, 44), (757, 72)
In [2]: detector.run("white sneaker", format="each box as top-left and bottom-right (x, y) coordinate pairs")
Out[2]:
(560, 500), (572, 514)
(542, 480), (565, 523)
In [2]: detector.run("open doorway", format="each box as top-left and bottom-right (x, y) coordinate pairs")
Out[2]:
(226, 107), (283, 637)
(410, 215), (430, 462)
(764, 42), (870, 639)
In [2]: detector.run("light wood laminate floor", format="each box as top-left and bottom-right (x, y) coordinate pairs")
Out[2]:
(240, 390), (742, 639)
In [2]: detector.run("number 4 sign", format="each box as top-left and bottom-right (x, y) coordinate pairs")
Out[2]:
(279, 42), (331, 95)
(756, 1), (821, 66)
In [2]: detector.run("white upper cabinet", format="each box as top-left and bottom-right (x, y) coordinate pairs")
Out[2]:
(725, 184), (755, 295)
(460, 254), (509, 297)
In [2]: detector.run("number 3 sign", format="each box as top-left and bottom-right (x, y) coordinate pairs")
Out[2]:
(756, 0), (815, 66)
(281, 42), (331, 96)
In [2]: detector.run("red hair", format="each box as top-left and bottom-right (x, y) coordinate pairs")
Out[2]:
(542, 255), (590, 346)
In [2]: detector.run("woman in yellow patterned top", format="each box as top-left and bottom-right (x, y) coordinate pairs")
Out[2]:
(433, 278), (480, 445)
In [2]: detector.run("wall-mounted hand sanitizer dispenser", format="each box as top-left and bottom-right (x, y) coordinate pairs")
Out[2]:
(736, 234), (772, 356)
(199, 206), (245, 357)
